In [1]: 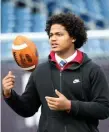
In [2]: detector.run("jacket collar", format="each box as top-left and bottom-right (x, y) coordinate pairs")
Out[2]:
(49, 50), (83, 64)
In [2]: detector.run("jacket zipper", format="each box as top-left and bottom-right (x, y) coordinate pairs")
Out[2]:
(60, 68), (63, 92)
(64, 125), (67, 132)
(60, 69), (67, 132)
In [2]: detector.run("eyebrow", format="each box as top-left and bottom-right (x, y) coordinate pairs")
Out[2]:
(49, 32), (63, 35)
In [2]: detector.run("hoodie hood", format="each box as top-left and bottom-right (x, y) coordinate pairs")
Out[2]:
(68, 53), (91, 70)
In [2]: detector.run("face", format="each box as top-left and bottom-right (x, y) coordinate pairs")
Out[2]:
(49, 24), (75, 53)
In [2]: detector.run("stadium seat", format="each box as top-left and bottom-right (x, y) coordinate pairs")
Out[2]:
(14, 1), (31, 32)
(70, 0), (87, 14)
(2, 20), (15, 32)
(1, 1), (15, 33)
(1, 1), (14, 14)
(99, 0), (109, 27)
(68, 0), (93, 28)
(84, 0), (106, 29)
(46, 1), (58, 16)
(31, 6), (47, 32)
(1, 0), (109, 31)
(99, 0), (109, 19)
(15, 7), (31, 19)
(14, 27), (31, 32)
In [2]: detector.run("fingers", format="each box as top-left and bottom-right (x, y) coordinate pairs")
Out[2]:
(3, 77), (15, 83)
(46, 99), (56, 105)
(4, 75), (15, 80)
(4, 81), (14, 87)
(8, 71), (12, 75)
(4, 71), (15, 80)
(2, 76), (15, 87)
(2, 71), (15, 90)
(45, 97), (59, 110)
(4, 85), (14, 90)
(2, 71), (15, 97)
(55, 89), (63, 97)
(47, 103), (57, 110)
(45, 97), (58, 102)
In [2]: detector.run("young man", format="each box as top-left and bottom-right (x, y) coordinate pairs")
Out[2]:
(2, 13), (109, 132)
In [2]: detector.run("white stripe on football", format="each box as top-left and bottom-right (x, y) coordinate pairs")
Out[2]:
(21, 65), (36, 70)
(12, 43), (27, 50)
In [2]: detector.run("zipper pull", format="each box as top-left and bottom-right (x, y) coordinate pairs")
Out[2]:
(60, 71), (62, 76)
(60, 70), (62, 92)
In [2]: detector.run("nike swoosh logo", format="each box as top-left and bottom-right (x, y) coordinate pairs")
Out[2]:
(73, 79), (80, 83)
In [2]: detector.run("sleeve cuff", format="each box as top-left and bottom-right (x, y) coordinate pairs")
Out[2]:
(66, 100), (71, 113)
(3, 89), (15, 100)
(69, 100), (79, 116)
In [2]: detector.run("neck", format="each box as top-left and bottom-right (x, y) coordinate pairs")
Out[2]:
(56, 49), (76, 59)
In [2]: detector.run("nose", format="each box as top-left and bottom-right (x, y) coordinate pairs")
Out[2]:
(50, 35), (57, 41)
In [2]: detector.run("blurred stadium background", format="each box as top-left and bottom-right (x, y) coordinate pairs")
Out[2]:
(1, 0), (109, 132)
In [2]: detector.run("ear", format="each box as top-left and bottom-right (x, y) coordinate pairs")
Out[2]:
(72, 38), (76, 43)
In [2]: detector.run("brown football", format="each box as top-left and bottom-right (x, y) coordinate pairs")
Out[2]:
(12, 35), (38, 71)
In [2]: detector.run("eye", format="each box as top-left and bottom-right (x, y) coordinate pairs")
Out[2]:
(57, 33), (63, 36)
(49, 34), (52, 38)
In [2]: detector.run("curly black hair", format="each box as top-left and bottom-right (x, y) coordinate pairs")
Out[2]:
(45, 13), (87, 49)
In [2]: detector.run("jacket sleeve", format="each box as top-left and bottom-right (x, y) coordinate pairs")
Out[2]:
(69, 67), (109, 120)
(4, 71), (41, 117)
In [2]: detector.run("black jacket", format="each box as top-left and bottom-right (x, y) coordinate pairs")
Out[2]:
(4, 53), (109, 132)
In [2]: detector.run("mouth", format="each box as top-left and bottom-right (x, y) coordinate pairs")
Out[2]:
(51, 43), (59, 48)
